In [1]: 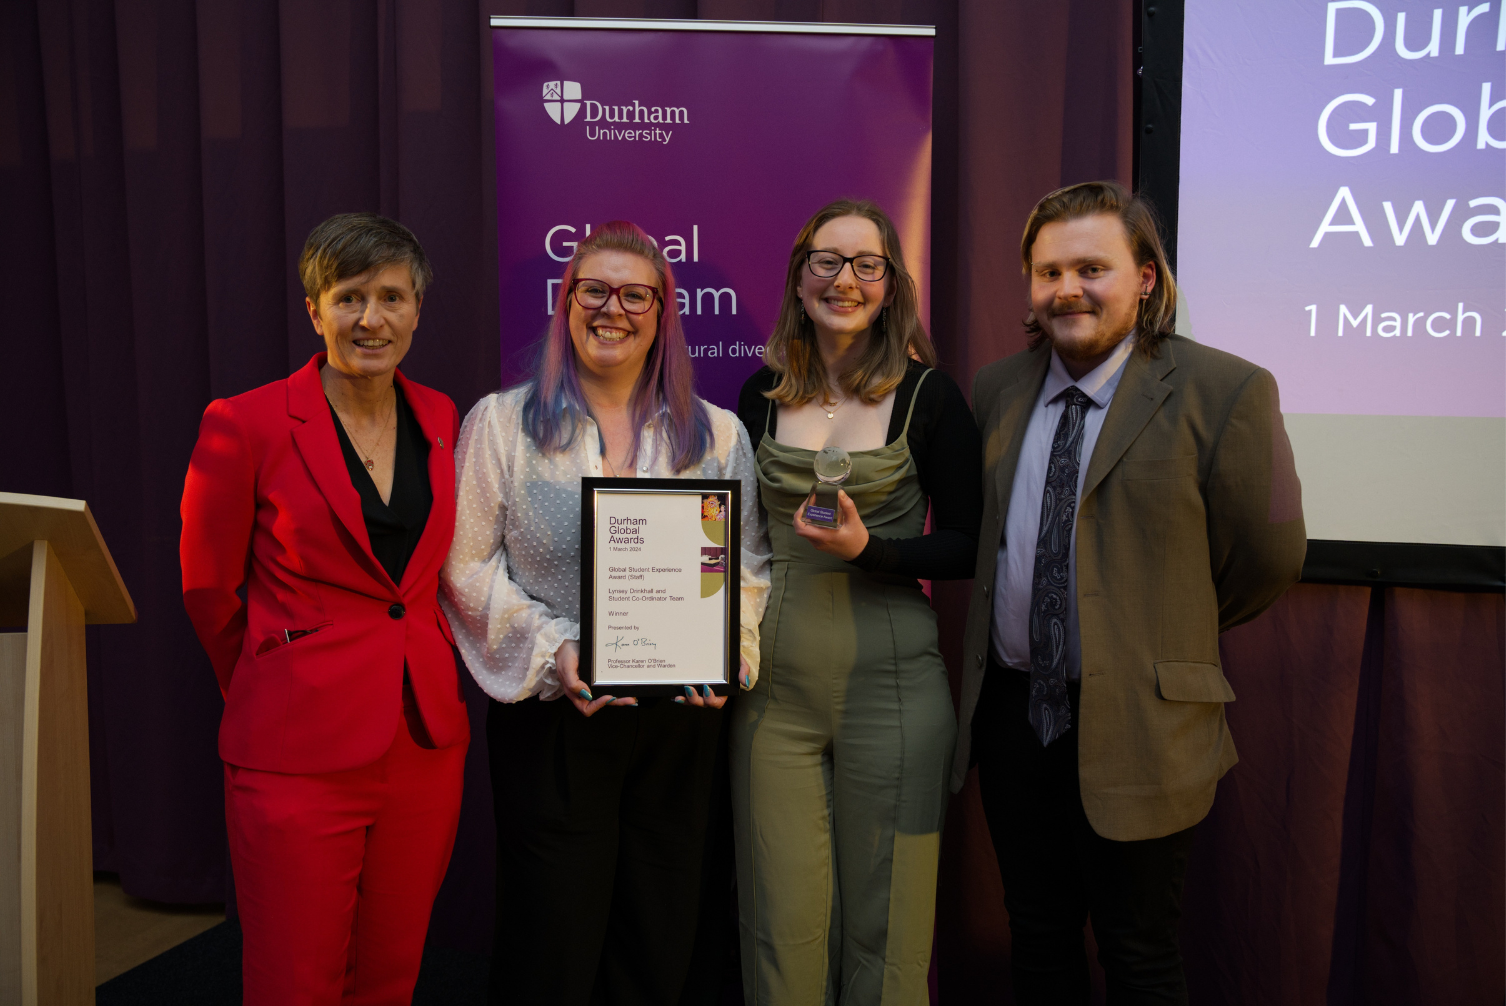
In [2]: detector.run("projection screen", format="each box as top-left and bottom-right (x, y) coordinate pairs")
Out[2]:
(1177, 0), (1505, 547)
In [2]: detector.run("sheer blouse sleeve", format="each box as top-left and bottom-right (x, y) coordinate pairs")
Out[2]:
(712, 405), (773, 685)
(439, 394), (575, 703)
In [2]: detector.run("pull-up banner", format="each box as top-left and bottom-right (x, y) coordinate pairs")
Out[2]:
(489, 17), (935, 410)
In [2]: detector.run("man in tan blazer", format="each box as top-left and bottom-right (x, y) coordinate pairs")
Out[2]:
(954, 181), (1305, 1004)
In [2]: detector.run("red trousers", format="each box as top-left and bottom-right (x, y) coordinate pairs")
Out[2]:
(225, 703), (467, 1005)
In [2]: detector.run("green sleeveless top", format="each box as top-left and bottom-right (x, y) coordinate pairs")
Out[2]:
(755, 369), (933, 575)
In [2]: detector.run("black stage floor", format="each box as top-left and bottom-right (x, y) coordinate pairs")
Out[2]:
(96, 922), (488, 1005)
(97, 921), (747, 1004)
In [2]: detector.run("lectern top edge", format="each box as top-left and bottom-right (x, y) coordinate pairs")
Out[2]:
(0, 491), (136, 625)
(0, 491), (86, 513)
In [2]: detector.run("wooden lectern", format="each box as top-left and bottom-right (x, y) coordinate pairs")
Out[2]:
(0, 493), (135, 1006)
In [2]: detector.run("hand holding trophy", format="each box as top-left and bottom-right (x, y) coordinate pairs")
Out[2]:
(803, 446), (852, 529)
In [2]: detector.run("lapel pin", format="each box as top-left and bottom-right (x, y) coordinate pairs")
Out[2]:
(438, 436), (444, 447)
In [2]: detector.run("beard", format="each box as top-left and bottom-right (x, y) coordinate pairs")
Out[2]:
(1042, 297), (1139, 362)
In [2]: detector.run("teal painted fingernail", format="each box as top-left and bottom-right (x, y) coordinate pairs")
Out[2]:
(741, 673), (749, 687)
(675, 696), (685, 704)
(684, 685), (695, 698)
(578, 688), (592, 701)
(703, 685), (713, 698)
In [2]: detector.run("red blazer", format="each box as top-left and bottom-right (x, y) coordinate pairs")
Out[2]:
(181, 353), (468, 774)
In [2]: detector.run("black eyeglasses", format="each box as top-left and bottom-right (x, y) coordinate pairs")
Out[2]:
(570, 279), (661, 315)
(804, 251), (890, 282)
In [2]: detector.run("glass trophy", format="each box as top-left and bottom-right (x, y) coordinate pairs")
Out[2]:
(803, 446), (852, 529)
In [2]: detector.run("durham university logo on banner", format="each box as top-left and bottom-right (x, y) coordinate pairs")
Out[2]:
(492, 18), (936, 410)
(542, 81), (582, 124)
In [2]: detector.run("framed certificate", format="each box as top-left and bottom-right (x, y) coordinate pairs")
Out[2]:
(579, 478), (741, 695)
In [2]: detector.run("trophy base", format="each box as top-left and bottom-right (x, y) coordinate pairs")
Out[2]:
(803, 485), (843, 528)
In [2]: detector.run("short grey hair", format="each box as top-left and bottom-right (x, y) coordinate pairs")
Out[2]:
(298, 212), (433, 303)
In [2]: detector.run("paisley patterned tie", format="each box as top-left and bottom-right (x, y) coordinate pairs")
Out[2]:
(1028, 388), (1092, 746)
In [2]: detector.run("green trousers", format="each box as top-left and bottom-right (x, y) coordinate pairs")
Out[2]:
(730, 563), (957, 1005)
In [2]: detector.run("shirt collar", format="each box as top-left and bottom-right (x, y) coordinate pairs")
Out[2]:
(1042, 331), (1137, 409)
(579, 401), (670, 430)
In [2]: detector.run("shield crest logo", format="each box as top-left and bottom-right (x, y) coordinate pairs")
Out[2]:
(543, 81), (582, 124)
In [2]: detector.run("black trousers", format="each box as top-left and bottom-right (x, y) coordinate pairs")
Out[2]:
(973, 661), (1196, 1006)
(487, 695), (732, 1006)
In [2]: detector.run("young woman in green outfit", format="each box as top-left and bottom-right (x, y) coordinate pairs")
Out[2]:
(732, 200), (984, 1005)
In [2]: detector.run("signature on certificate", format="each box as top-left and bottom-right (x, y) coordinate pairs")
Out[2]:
(606, 635), (658, 651)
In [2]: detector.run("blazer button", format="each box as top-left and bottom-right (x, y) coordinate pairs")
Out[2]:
(983, 584), (990, 597)
(388, 603), (406, 620)
(976, 654), (983, 666)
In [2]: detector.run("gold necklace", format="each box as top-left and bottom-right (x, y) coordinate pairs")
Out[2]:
(332, 393), (395, 471)
(819, 387), (847, 420)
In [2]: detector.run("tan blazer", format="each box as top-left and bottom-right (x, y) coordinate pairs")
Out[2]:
(953, 335), (1306, 842)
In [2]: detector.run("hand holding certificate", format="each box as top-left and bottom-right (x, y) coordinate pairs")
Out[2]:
(580, 478), (741, 696)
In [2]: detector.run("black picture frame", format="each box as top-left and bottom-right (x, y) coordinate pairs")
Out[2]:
(578, 477), (742, 695)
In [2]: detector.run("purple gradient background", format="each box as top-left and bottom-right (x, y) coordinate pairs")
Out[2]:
(1178, 0), (1504, 418)
(492, 26), (934, 413)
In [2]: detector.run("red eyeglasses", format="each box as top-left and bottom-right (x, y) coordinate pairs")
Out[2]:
(570, 279), (661, 315)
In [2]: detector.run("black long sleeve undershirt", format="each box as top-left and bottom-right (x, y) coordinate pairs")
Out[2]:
(736, 361), (983, 581)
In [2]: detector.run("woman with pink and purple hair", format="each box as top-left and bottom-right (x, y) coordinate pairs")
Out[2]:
(440, 221), (771, 1003)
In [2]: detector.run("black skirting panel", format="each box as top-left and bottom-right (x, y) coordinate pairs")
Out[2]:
(1301, 541), (1506, 592)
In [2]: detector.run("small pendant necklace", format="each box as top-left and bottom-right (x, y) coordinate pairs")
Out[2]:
(602, 449), (637, 478)
(333, 394), (395, 471)
(598, 432), (632, 478)
(820, 388), (847, 420)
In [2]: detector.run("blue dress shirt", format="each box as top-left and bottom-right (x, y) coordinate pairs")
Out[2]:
(990, 333), (1137, 680)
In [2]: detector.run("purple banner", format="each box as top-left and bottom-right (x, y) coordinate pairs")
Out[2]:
(490, 20), (935, 411)
(1178, 0), (1504, 418)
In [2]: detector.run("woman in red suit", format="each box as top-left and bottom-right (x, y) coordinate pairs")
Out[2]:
(180, 213), (468, 1005)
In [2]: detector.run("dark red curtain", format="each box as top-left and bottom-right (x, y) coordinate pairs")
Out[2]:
(1, 2), (1499, 1003)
